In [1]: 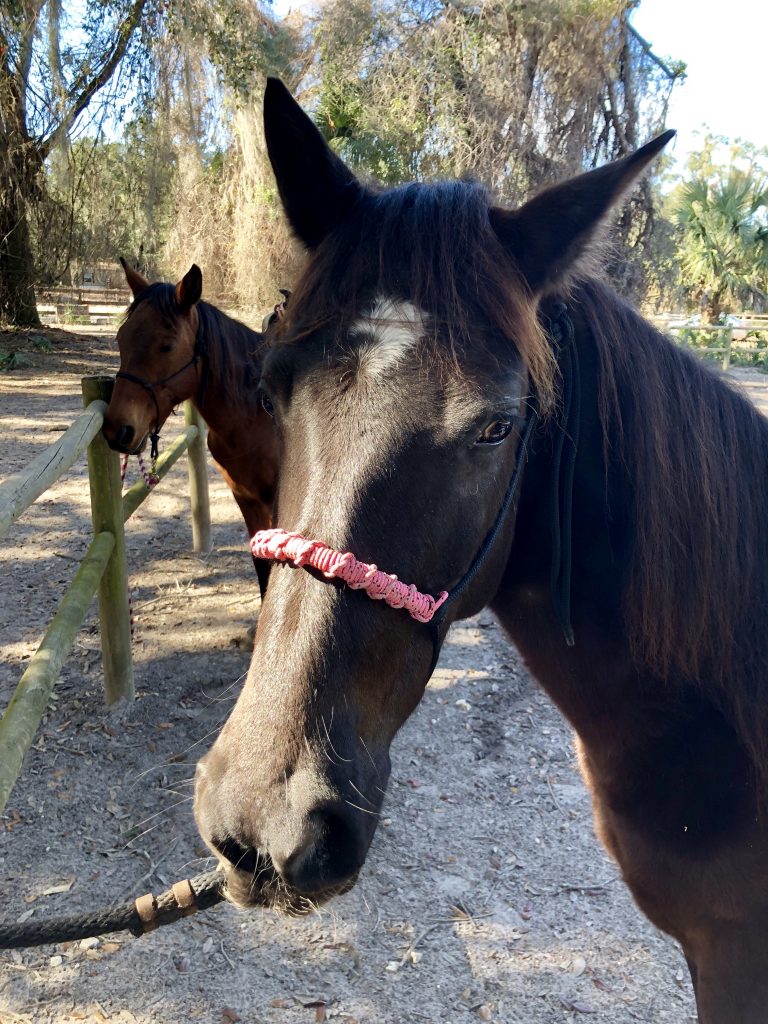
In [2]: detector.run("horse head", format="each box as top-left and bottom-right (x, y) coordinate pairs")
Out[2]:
(194, 79), (672, 911)
(102, 261), (204, 454)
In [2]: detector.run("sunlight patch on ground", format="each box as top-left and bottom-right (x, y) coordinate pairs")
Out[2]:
(445, 625), (487, 646)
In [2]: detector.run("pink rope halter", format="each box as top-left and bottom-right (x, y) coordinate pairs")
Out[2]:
(250, 529), (449, 624)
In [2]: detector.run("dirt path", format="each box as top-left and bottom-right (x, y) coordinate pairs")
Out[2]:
(0, 325), (721, 1024)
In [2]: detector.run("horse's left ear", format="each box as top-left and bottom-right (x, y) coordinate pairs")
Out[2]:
(263, 77), (365, 249)
(490, 130), (675, 294)
(175, 264), (203, 312)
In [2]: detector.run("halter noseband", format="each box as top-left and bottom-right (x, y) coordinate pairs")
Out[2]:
(116, 326), (208, 460)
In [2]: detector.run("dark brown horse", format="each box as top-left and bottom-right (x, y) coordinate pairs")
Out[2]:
(103, 261), (279, 592)
(194, 79), (768, 1023)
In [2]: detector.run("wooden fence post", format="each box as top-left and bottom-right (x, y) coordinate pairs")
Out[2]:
(81, 376), (134, 705)
(722, 328), (734, 371)
(184, 401), (212, 554)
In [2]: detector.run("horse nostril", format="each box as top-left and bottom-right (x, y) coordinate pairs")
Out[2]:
(115, 424), (135, 448)
(212, 836), (260, 875)
(277, 807), (362, 895)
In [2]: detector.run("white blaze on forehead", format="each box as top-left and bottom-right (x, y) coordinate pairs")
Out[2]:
(350, 296), (425, 377)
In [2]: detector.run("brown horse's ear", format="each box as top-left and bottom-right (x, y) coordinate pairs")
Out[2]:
(263, 77), (365, 249)
(490, 130), (675, 294)
(175, 264), (203, 312)
(120, 256), (150, 298)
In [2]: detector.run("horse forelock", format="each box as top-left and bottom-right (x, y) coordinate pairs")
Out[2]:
(273, 180), (556, 407)
(123, 281), (178, 324)
(577, 279), (768, 782)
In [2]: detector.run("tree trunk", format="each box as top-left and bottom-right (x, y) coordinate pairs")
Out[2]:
(0, 66), (42, 328)
(702, 291), (724, 325)
(0, 178), (41, 327)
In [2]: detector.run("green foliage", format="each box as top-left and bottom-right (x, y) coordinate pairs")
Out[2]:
(309, 0), (681, 297)
(164, 0), (299, 98)
(11, 0), (686, 317)
(671, 138), (768, 320)
(0, 350), (27, 371)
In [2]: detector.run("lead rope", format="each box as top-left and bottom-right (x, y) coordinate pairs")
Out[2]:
(120, 451), (160, 490)
(0, 871), (225, 949)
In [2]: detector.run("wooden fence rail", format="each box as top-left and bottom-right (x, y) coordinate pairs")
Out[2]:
(0, 532), (115, 813)
(662, 324), (768, 371)
(0, 377), (211, 813)
(0, 402), (106, 540)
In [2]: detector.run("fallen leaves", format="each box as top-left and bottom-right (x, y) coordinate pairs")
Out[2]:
(1, 808), (24, 831)
(23, 875), (75, 902)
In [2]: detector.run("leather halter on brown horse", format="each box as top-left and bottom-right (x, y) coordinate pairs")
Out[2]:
(103, 260), (279, 595)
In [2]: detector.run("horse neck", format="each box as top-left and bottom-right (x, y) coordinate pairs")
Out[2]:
(194, 305), (261, 441)
(490, 315), (636, 739)
(500, 299), (633, 644)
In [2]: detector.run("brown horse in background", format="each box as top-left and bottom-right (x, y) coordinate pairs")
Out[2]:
(102, 260), (278, 593)
(194, 79), (768, 1023)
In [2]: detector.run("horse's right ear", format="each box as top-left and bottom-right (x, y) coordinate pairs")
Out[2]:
(120, 256), (150, 298)
(489, 130), (675, 294)
(263, 78), (363, 249)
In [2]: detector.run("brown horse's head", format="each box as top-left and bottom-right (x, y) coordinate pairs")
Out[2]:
(194, 79), (672, 911)
(103, 261), (203, 454)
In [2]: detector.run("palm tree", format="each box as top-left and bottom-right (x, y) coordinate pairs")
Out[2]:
(675, 168), (768, 322)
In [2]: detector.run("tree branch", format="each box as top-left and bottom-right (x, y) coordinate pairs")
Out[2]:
(41, 0), (147, 157)
(16, 0), (45, 132)
(627, 23), (683, 82)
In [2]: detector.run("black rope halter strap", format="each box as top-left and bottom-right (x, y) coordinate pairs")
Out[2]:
(543, 300), (579, 648)
(426, 300), (578, 675)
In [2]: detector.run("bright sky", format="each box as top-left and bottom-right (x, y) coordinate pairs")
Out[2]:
(274, 0), (768, 169)
(631, 0), (768, 167)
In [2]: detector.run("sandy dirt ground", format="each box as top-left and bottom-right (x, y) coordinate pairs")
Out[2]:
(3, 325), (764, 1024)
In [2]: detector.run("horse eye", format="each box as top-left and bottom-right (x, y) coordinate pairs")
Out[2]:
(159, 344), (173, 353)
(260, 391), (275, 418)
(476, 419), (513, 446)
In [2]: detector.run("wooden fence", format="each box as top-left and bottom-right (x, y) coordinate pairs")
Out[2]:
(0, 377), (211, 813)
(656, 321), (768, 371)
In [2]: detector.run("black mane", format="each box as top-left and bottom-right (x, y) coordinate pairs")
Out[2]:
(277, 180), (556, 407)
(577, 278), (768, 781)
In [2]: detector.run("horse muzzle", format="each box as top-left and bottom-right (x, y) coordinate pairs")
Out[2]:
(103, 422), (149, 455)
(194, 754), (382, 912)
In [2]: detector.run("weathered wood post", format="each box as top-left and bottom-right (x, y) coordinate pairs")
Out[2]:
(184, 400), (212, 554)
(81, 376), (134, 705)
(722, 327), (734, 371)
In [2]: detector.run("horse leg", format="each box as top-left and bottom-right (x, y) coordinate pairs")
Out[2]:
(684, 922), (768, 1024)
(577, 745), (768, 1024)
(252, 554), (270, 600)
(208, 447), (275, 599)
